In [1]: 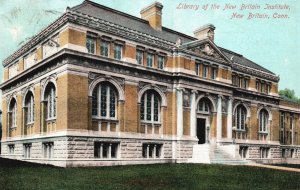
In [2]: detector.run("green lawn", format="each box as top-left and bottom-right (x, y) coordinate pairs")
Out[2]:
(0, 158), (299, 190)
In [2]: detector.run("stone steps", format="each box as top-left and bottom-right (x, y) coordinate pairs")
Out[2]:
(189, 143), (252, 165)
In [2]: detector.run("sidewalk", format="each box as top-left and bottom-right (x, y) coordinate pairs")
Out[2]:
(249, 164), (300, 173)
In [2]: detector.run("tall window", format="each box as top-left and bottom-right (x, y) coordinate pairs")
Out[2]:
(211, 67), (217, 79)
(25, 92), (34, 124)
(157, 56), (164, 69)
(86, 35), (96, 54)
(256, 81), (260, 91)
(114, 44), (122, 60)
(261, 83), (265, 93)
(9, 98), (17, 128)
(267, 84), (271, 94)
(203, 65), (208, 78)
(44, 83), (56, 119)
(140, 91), (160, 123)
(195, 63), (200, 76)
(136, 50), (143, 65)
(147, 53), (154, 67)
(101, 41), (109, 57)
(92, 83), (117, 119)
(198, 98), (210, 113)
(259, 109), (268, 133)
(243, 78), (249, 89)
(236, 105), (247, 130)
(280, 113), (285, 143)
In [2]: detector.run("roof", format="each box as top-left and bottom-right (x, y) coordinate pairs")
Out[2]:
(72, 0), (275, 75)
(220, 47), (275, 75)
(71, 0), (196, 44)
(2, 0), (276, 78)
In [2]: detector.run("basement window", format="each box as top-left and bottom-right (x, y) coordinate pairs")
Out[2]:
(23, 143), (32, 158)
(43, 142), (54, 159)
(94, 142), (119, 159)
(8, 144), (15, 154)
(260, 147), (270, 158)
(142, 143), (162, 158)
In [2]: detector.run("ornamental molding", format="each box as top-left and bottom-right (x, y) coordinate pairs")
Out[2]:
(232, 63), (279, 82)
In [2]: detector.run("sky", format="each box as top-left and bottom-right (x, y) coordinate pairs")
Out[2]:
(0, 0), (299, 97)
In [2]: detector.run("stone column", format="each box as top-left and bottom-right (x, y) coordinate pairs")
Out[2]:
(216, 95), (222, 141)
(190, 90), (197, 137)
(227, 97), (233, 140)
(177, 88), (183, 137)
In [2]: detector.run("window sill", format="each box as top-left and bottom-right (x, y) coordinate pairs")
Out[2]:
(235, 129), (246, 132)
(141, 121), (161, 125)
(92, 117), (118, 122)
(46, 118), (56, 122)
(10, 126), (17, 130)
(26, 122), (34, 126)
(258, 131), (268, 135)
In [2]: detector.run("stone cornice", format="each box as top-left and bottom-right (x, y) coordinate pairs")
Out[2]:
(3, 13), (70, 67)
(3, 9), (179, 67)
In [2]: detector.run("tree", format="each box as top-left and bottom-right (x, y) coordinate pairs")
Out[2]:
(279, 88), (300, 103)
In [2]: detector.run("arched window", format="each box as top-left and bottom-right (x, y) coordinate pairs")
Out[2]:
(198, 98), (210, 113)
(140, 90), (161, 122)
(259, 109), (269, 133)
(44, 83), (56, 119)
(236, 105), (247, 130)
(25, 92), (34, 124)
(92, 83), (117, 119)
(9, 98), (17, 128)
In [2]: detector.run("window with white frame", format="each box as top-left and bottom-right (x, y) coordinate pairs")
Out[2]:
(114, 44), (122, 60)
(236, 105), (247, 130)
(100, 41), (109, 57)
(9, 98), (17, 128)
(146, 53), (154, 67)
(8, 144), (15, 154)
(259, 109), (268, 133)
(211, 67), (217, 79)
(25, 92), (34, 124)
(140, 91), (161, 123)
(157, 55), (164, 69)
(203, 65), (208, 78)
(198, 98), (210, 113)
(43, 142), (54, 159)
(267, 84), (271, 94)
(136, 49), (144, 65)
(86, 32), (96, 54)
(280, 113), (285, 143)
(44, 83), (56, 119)
(142, 143), (162, 158)
(92, 83), (117, 119)
(195, 63), (200, 76)
(23, 143), (32, 158)
(94, 142), (119, 159)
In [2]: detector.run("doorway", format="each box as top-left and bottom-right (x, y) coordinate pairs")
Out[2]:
(197, 118), (206, 144)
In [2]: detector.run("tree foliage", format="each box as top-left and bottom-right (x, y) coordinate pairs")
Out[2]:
(279, 88), (300, 103)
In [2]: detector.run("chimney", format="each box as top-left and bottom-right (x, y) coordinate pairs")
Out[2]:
(140, 2), (163, 31)
(193, 24), (216, 41)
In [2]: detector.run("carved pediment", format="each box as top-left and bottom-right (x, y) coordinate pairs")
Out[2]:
(180, 39), (231, 64)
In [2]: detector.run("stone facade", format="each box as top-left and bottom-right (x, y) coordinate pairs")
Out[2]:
(1, 1), (300, 167)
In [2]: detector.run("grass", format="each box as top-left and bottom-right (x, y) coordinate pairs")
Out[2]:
(0, 158), (299, 190)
